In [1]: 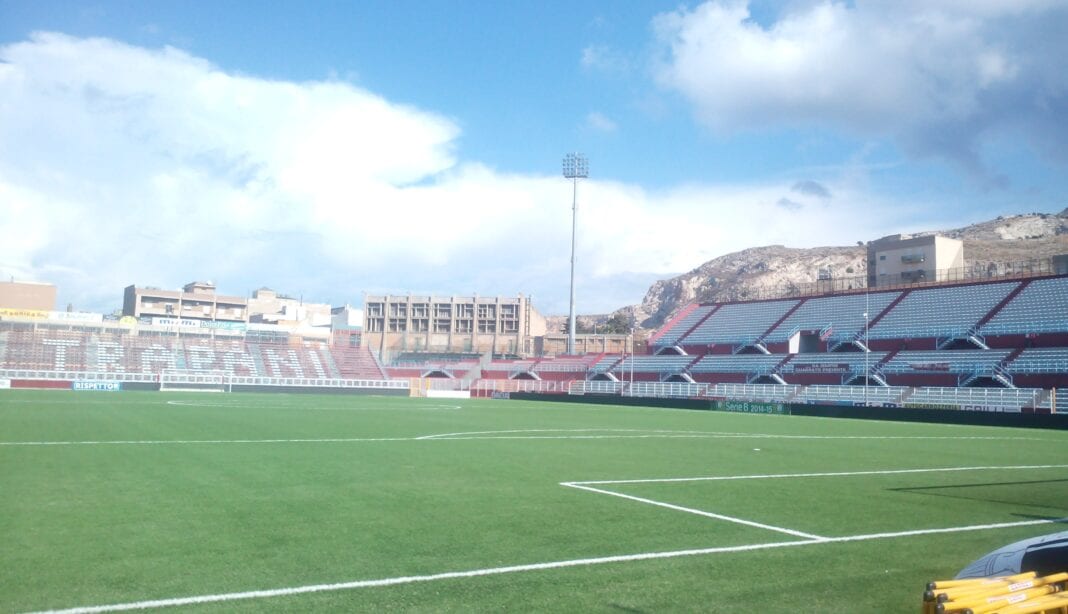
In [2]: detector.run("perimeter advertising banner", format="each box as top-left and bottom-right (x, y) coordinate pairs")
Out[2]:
(714, 400), (788, 415)
(72, 381), (123, 392)
(0, 379), (10, 389)
(0, 308), (48, 320)
(48, 311), (103, 324)
(792, 363), (850, 374)
(151, 317), (202, 328)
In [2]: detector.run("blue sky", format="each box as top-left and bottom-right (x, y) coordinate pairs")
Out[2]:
(1, 1), (1066, 316)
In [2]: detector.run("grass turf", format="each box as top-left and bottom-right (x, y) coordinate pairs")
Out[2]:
(1, 390), (1066, 612)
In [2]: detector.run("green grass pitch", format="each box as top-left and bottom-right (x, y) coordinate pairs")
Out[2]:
(2, 390), (1066, 612)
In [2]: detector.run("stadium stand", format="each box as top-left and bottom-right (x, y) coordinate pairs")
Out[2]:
(3, 272), (1067, 411)
(980, 276), (1068, 335)
(763, 291), (900, 343)
(679, 299), (799, 347)
(690, 354), (784, 374)
(0, 328), (385, 380)
(1006, 348), (1068, 374)
(867, 281), (1017, 340)
(615, 355), (696, 381)
(651, 304), (715, 348)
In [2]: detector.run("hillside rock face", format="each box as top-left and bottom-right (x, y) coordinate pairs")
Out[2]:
(624, 210), (1068, 331)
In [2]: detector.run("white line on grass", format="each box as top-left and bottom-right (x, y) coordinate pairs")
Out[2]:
(563, 464), (1068, 486)
(414, 428), (748, 440)
(0, 437), (416, 446)
(163, 400), (463, 411)
(563, 482), (826, 540)
(2, 431), (1058, 447)
(26, 517), (1066, 614)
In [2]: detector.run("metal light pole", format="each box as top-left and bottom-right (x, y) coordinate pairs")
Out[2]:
(562, 153), (588, 355)
(864, 285), (870, 406)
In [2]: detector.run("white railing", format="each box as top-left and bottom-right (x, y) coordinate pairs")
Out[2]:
(471, 379), (570, 394)
(559, 379), (1045, 411)
(904, 386), (1041, 410)
(0, 369), (158, 382)
(2, 368), (1053, 411)
(0, 368), (407, 391)
(796, 385), (908, 404)
(708, 383), (800, 402)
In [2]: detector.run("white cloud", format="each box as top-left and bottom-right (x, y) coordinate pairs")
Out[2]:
(652, 1), (1068, 177)
(585, 111), (618, 133)
(581, 44), (631, 74)
(1, 32), (920, 315)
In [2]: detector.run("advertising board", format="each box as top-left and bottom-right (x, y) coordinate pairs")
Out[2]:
(72, 381), (123, 392)
(714, 400), (788, 415)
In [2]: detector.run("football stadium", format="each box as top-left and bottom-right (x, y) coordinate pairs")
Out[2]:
(2, 253), (1068, 612)
(5, 4), (1068, 612)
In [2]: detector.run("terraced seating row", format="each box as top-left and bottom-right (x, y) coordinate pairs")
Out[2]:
(880, 349), (1010, 374)
(763, 291), (900, 342)
(616, 354), (693, 373)
(657, 276), (1068, 348)
(682, 299), (798, 345)
(0, 330), (383, 379)
(981, 277), (1068, 335)
(868, 282), (1016, 339)
(654, 305), (715, 346)
(690, 354), (783, 373)
(1005, 347), (1068, 374)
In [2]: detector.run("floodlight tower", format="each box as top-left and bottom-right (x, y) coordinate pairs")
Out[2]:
(562, 153), (588, 356)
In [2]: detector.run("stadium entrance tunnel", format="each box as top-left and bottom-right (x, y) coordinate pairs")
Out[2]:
(662, 373), (694, 383)
(510, 371), (540, 380)
(589, 373), (618, 382)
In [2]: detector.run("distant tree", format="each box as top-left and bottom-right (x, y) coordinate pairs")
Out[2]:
(602, 312), (632, 334)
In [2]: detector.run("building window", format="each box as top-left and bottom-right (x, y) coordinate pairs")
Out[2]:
(389, 303), (407, 318)
(367, 303), (384, 317)
(433, 304), (452, 319)
(434, 319), (451, 333)
(479, 320), (496, 333)
(388, 318), (407, 332)
(455, 320), (473, 333)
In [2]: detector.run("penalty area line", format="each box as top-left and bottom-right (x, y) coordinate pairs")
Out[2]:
(26, 517), (1067, 614)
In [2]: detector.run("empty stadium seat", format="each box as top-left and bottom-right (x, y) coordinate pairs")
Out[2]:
(981, 277), (1068, 335)
(869, 282), (1017, 339)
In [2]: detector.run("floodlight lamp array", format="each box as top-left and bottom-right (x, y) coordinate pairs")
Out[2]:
(562, 153), (589, 179)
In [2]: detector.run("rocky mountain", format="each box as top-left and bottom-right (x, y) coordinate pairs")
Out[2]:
(615, 209), (1068, 332)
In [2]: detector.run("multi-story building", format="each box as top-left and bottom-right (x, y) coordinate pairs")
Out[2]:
(246, 288), (331, 327)
(122, 281), (247, 323)
(867, 235), (964, 287)
(0, 280), (56, 312)
(362, 294), (546, 359)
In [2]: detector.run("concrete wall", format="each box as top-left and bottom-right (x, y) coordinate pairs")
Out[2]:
(0, 281), (56, 311)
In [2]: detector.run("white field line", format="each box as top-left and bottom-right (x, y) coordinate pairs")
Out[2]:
(563, 482), (826, 540)
(26, 517), (1067, 614)
(2, 431), (1058, 447)
(0, 437), (415, 446)
(567, 464), (1068, 486)
(414, 428), (733, 440)
(163, 400), (463, 411)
